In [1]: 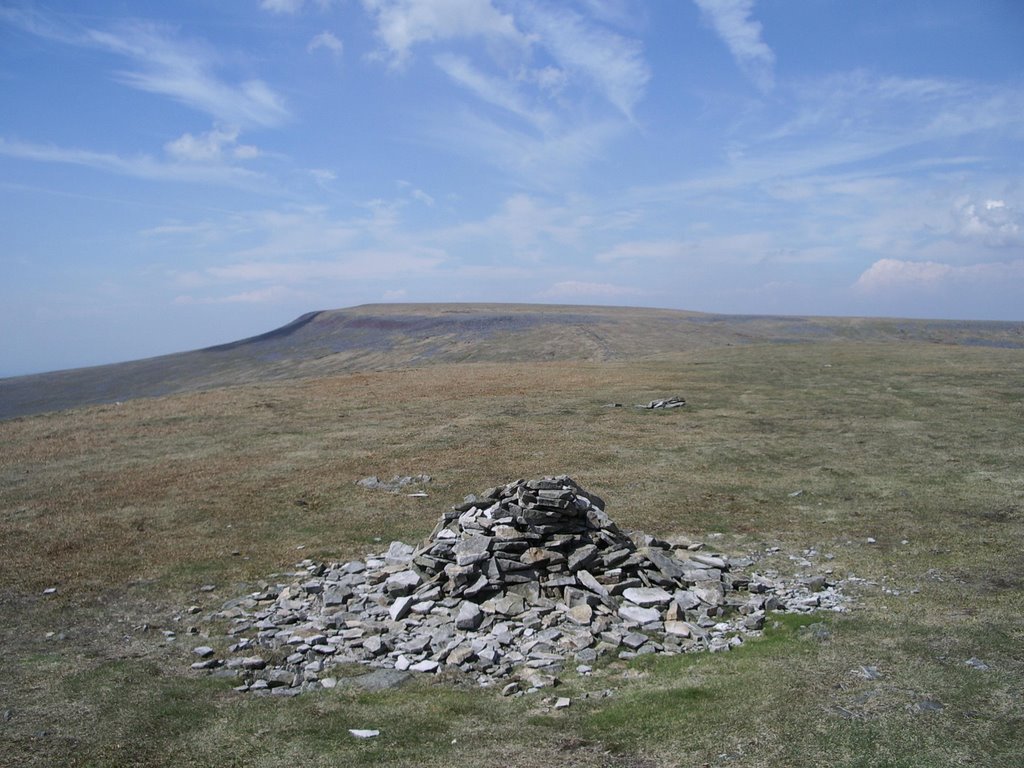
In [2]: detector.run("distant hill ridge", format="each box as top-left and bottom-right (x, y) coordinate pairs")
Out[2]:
(2, 303), (1022, 420)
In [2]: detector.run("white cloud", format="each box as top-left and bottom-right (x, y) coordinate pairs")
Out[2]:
(175, 285), (298, 304)
(82, 23), (290, 127)
(693, 0), (774, 91)
(434, 53), (551, 128)
(950, 196), (1022, 247)
(3, 11), (291, 127)
(309, 168), (337, 187)
(854, 258), (1024, 293)
(521, 2), (650, 119)
(411, 188), (435, 206)
(260, 0), (307, 12)
(595, 239), (690, 262)
(433, 109), (625, 184)
(536, 280), (642, 300)
(164, 125), (259, 162)
(0, 136), (262, 187)
(441, 192), (592, 260)
(361, 0), (524, 66)
(382, 288), (409, 300)
(260, 0), (336, 13)
(854, 259), (951, 291)
(308, 30), (343, 56)
(208, 250), (445, 283)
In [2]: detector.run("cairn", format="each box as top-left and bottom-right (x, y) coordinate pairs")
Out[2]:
(193, 476), (843, 695)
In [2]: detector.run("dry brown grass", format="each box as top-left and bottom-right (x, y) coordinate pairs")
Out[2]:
(2, 340), (1023, 766)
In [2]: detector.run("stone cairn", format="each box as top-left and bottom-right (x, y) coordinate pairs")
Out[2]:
(193, 476), (843, 695)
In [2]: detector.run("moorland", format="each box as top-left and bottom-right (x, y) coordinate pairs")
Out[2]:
(1, 303), (1022, 767)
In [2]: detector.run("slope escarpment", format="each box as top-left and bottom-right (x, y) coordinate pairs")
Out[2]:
(1, 303), (1021, 420)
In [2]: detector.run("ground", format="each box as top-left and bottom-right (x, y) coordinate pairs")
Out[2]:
(1, 337), (1023, 766)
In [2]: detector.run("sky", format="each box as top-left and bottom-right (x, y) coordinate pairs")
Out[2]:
(2, 1), (1023, 377)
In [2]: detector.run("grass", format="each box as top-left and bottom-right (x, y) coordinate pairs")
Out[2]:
(2, 339), (1023, 766)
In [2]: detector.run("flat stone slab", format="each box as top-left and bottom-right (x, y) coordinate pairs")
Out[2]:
(622, 587), (672, 607)
(341, 669), (412, 692)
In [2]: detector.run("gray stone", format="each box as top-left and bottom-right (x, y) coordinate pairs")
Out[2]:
(568, 545), (598, 572)
(618, 604), (661, 624)
(389, 595), (415, 621)
(622, 587), (672, 607)
(690, 553), (727, 569)
(664, 620), (691, 637)
(692, 581), (725, 606)
(347, 669), (411, 691)
(385, 570), (421, 596)
(385, 540), (415, 565)
(456, 602), (484, 631)
(575, 569), (609, 597)
(455, 534), (491, 566)
(643, 549), (688, 581)
(621, 632), (648, 650)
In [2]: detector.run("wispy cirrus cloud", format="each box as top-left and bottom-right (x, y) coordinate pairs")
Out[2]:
(433, 53), (552, 129)
(536, 279), (643, 301)
(174, 285), (302, 305)
(693, 0), (774, 91)
(519, 1), (650, 120)
(260, 0), (337, 14)
(595, 239), (691, 263)
(360, 0), (650, 182)
(2, 9), (290, 128)
(0, 137), (262, 187)
(361, 0), (524, 66)
(87, 24), (290, 127)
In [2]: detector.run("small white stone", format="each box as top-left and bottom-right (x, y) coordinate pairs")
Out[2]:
(349, 729), (379, 739)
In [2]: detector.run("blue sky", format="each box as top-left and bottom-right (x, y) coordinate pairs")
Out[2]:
(2, 0), (1023, 376)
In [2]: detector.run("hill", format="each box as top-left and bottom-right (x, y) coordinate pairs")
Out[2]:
(2, 303), (1022, 420)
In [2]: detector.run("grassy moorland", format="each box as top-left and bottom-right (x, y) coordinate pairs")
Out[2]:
(1, 318), (1023, 766)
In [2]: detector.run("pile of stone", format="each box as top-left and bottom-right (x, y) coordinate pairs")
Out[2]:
(193, 476), (843, 696)
(638, 396), (685, 409)
(357, 474), (431, 493)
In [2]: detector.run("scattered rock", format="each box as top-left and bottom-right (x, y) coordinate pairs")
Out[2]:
(965, 657), (990, 671)
(857, 665), (883, 680)
(349, 729), (380, 739)
(637, 396), (685, 410)
(191, 476), (846, 695)
(358, 475), (431, 493)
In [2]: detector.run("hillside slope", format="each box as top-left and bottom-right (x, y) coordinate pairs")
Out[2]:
(2, 303), (1022, 420)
